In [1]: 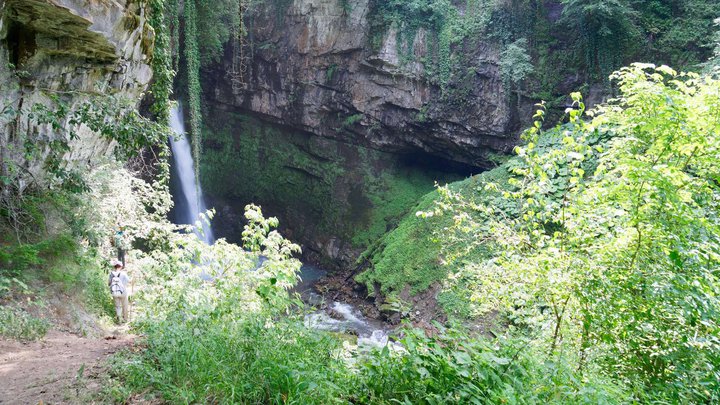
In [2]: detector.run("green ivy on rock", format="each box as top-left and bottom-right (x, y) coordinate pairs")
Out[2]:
(183, 0), (203, 181)
(148, 0), (174, 126)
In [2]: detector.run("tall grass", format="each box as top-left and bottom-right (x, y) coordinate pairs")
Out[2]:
(111, 314), (626, 404)
(114, 315), (350, 404)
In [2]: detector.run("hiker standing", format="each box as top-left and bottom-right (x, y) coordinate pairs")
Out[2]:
(112, 224), (129, 266)
(108, 260), (131, 324)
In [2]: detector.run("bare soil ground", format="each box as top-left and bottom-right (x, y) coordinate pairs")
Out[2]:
(0, 329), (134, 405)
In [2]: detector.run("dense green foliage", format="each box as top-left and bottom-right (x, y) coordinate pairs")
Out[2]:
(196, 0), (242, 66)
(368, 0), (717, 102)
(113, 314), (624, 403)
(361, 64), (720, 401)
(116, 316), (348, 403)
(705, 18), (720, 73)
(559, 0), (640, 77)
(0, 306), (50, 341)
(357, 166), (512, 318)
(500, 38), (534, 106)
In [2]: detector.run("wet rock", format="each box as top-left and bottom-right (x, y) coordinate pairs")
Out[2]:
(302, 291), (324, 307)
(326, 307), (344, 320)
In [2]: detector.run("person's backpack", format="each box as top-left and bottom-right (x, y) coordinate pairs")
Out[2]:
(110, 271), (125, 297)
(114, 232), (128, 250)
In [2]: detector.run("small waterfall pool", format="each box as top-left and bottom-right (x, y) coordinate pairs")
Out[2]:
(298, 264), (392, 348)
(295, 263), (327, 293)
(304, 302), (391, 347)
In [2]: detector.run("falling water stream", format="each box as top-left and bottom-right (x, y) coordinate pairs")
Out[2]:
(169, 104), (214, 244)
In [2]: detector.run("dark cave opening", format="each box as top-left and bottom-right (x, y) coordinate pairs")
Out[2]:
(6, 21), (37, 68)
(396, 150), (486, 179)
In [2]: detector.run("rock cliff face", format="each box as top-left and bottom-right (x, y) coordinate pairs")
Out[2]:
(201, 0), (517, 268)
(0, 0), (153, 188)
(205, 0), (518, 169)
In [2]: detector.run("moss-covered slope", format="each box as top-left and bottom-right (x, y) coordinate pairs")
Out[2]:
(357, 162), (516, 319)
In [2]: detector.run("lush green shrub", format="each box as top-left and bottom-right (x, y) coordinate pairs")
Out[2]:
(379, 64), (720, 402)
(116, 316), (627, 404)
(356, 327), (625, 404)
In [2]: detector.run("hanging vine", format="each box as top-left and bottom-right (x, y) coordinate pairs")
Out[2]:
(228, 0), (252, 92)
(166, 0), (180, 73)
(148, 0), (175, 185)
(183, 0), (203, 181)
(367, 0), (488, 98)
(148, 0), (173, 126)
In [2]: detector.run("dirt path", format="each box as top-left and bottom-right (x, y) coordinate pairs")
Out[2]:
(0, 329), (134, 404)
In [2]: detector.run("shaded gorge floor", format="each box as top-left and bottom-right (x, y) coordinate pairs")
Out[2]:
(198, 111), (483, 272)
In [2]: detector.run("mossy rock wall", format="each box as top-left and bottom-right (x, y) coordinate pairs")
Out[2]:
(200, 107), (465, 269)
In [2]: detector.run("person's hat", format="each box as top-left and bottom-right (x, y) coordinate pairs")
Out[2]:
(111, 259), (123, 268)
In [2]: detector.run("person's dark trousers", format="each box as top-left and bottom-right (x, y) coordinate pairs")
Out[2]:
(118, 249), (125, 266)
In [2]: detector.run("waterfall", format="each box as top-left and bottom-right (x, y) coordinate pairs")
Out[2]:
(169, 104), (214, 244)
